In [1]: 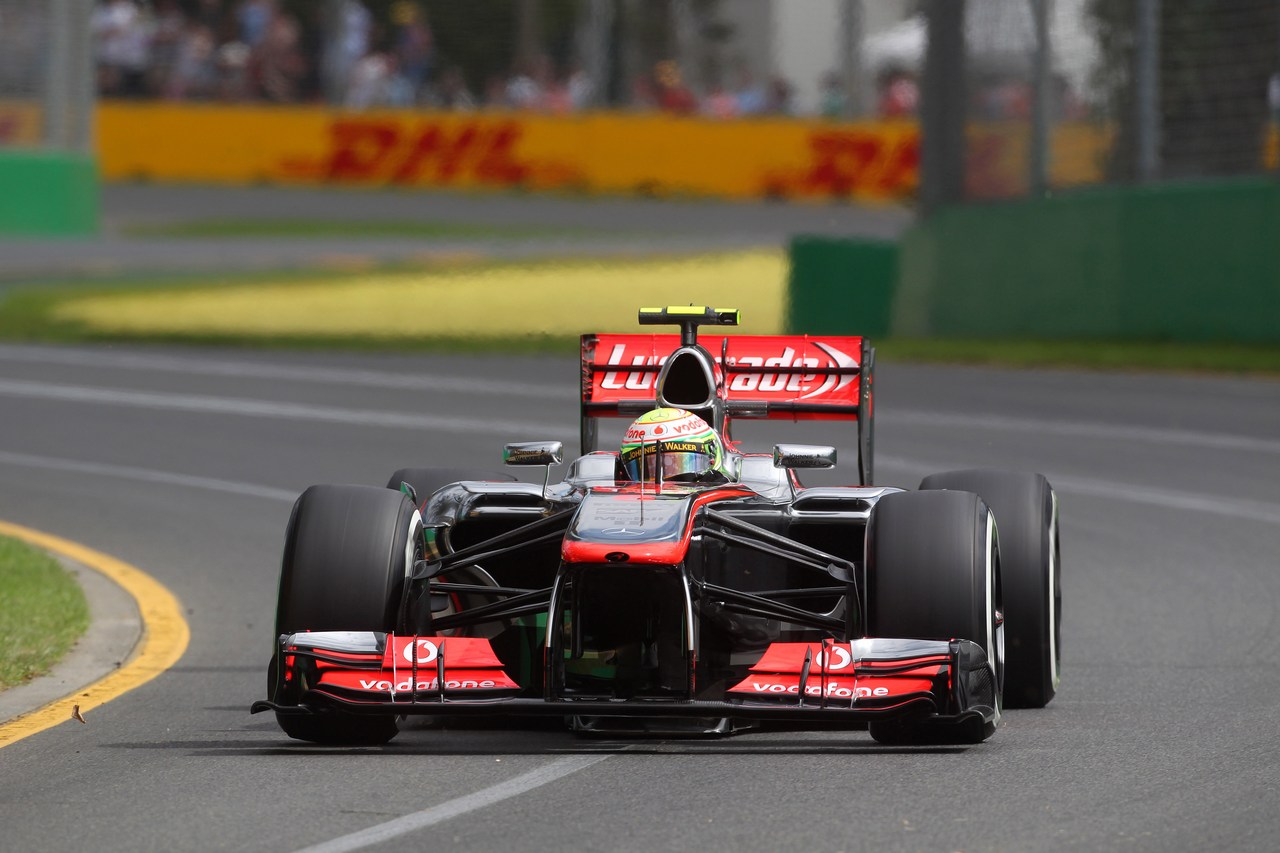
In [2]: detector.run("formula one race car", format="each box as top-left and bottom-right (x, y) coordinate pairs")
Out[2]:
(253, 307), (1061, 745)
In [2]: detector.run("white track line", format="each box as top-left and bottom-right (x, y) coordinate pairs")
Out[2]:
(2, 346), (1273, 453)
(0, 450), (299, 501)
(292, 755), (610, 853)
(876, 452), (1280, 526)
(1043, 473), (1280, 526)
(4, 444), (1277, 526)
(0, 345), (572, 399)
(888, 410), (1280, 456)
(0, 378), (573, 438)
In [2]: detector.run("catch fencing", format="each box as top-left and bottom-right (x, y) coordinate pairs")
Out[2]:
(0, 0), (93, 152)
(0, 0), (96, 234)
(919, 0), (1280, 206)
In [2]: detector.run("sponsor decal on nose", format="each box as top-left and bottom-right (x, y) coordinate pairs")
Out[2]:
(814, 645), (853, 671)
(402, 638), (439, 665)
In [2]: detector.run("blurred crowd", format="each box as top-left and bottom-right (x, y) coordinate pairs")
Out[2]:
(90, 0), (913, 119)
(95, 0), (360, 105)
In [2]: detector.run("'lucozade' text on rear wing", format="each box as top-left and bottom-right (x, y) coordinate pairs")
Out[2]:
(580, 309), (874, 483)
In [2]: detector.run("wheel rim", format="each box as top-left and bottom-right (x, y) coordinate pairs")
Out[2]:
(987, 510), (1005, 705)
(394, 509), (424, 633)
(1048, 491), (1061, 691)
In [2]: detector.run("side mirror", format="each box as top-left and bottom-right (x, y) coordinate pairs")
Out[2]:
(772, 444), (837, 470)
(503, 441), (564, 467)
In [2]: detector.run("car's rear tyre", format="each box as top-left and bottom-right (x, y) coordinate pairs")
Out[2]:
(273, 484), (423, 745)
(864, 490), (1002, 745)
(385, 467), (514, 505)
(920, 470), (1060, 708)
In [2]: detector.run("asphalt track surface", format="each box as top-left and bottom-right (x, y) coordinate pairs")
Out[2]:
(1, 341), (1278, 852)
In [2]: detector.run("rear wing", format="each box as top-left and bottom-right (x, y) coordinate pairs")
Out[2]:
(580, 332), (875, 484)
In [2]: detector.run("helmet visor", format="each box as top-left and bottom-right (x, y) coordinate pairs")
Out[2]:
(621, 440), (717, 482)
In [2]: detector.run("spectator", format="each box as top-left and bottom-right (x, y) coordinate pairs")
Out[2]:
(483, 73), (508, 108)
(249, 11), (307, 103)
(653, 60), (696, 115)
(322, 0), (371, 104)
(390, 2), (433, 104)
(818, 71), (847, 119)
(630, 71), (658, 111)
(237, 0), (276, 48)
(543, 70), (574, 115)
(216, 37), (252, 101)
(148, 0), (188, 96)
(165, 22), (218, 100)
(566, 62), (594, 111)
(702, 76), (738, 120)
(92, 0), (153, 97)
(877, 68), (918, 118)
(765, 76), (794, 115)
(733, 67), (767, 116)
(505, 55), (552, 110)
(433, 66), (476, 111)
(87, 2), (759, 116)
(346, 49), (394, 109)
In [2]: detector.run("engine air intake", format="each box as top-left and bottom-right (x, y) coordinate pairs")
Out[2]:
(657, 347), (717, 409)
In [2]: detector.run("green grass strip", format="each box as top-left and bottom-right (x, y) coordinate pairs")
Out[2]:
(0, 535), (90, 690)
(121, 218), (605, 240)
(878, 338), (1280, 376)
(1, 258), (1279, 375)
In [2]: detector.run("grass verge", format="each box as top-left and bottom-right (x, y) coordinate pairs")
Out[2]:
(0, 535), (90, 690)
(0, 250), (789, 347)
(1, 255), (1278, 375)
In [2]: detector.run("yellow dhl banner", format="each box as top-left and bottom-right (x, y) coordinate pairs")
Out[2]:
(96, 103), (1131, 200)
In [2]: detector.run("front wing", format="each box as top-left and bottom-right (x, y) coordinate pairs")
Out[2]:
(252, 631), (998, 734)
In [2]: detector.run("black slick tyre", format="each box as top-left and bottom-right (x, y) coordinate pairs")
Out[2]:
(920, 470), (1060, 709)
(273, 484), (424, 745)
(864, 489), (1002, 745)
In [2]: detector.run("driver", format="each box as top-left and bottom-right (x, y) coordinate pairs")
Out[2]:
(619, 408), (731, 484)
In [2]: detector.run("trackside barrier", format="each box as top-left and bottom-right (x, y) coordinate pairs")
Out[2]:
(786, 236), (897, 337)
(96, 103), (1152, 202)
(92, 103), (1280, 203)
(0, 151), (99, 236)
(96, 103), (921, 201)
(789, 179), (1280, 344)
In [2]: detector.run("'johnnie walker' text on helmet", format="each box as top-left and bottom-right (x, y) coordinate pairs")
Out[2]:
(619, 408), (727, 483)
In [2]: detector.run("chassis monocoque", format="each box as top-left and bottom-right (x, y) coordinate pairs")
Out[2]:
(253, 307), (1062, 746)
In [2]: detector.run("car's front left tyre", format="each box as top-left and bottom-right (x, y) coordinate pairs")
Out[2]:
(863, 489), (1003, 745)
(272, 484), (423, 745)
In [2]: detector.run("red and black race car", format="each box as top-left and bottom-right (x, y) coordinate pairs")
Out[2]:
(253, 307), (1061, 745)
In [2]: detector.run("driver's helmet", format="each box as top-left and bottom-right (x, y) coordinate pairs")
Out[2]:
(619, 408), (728, 483)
